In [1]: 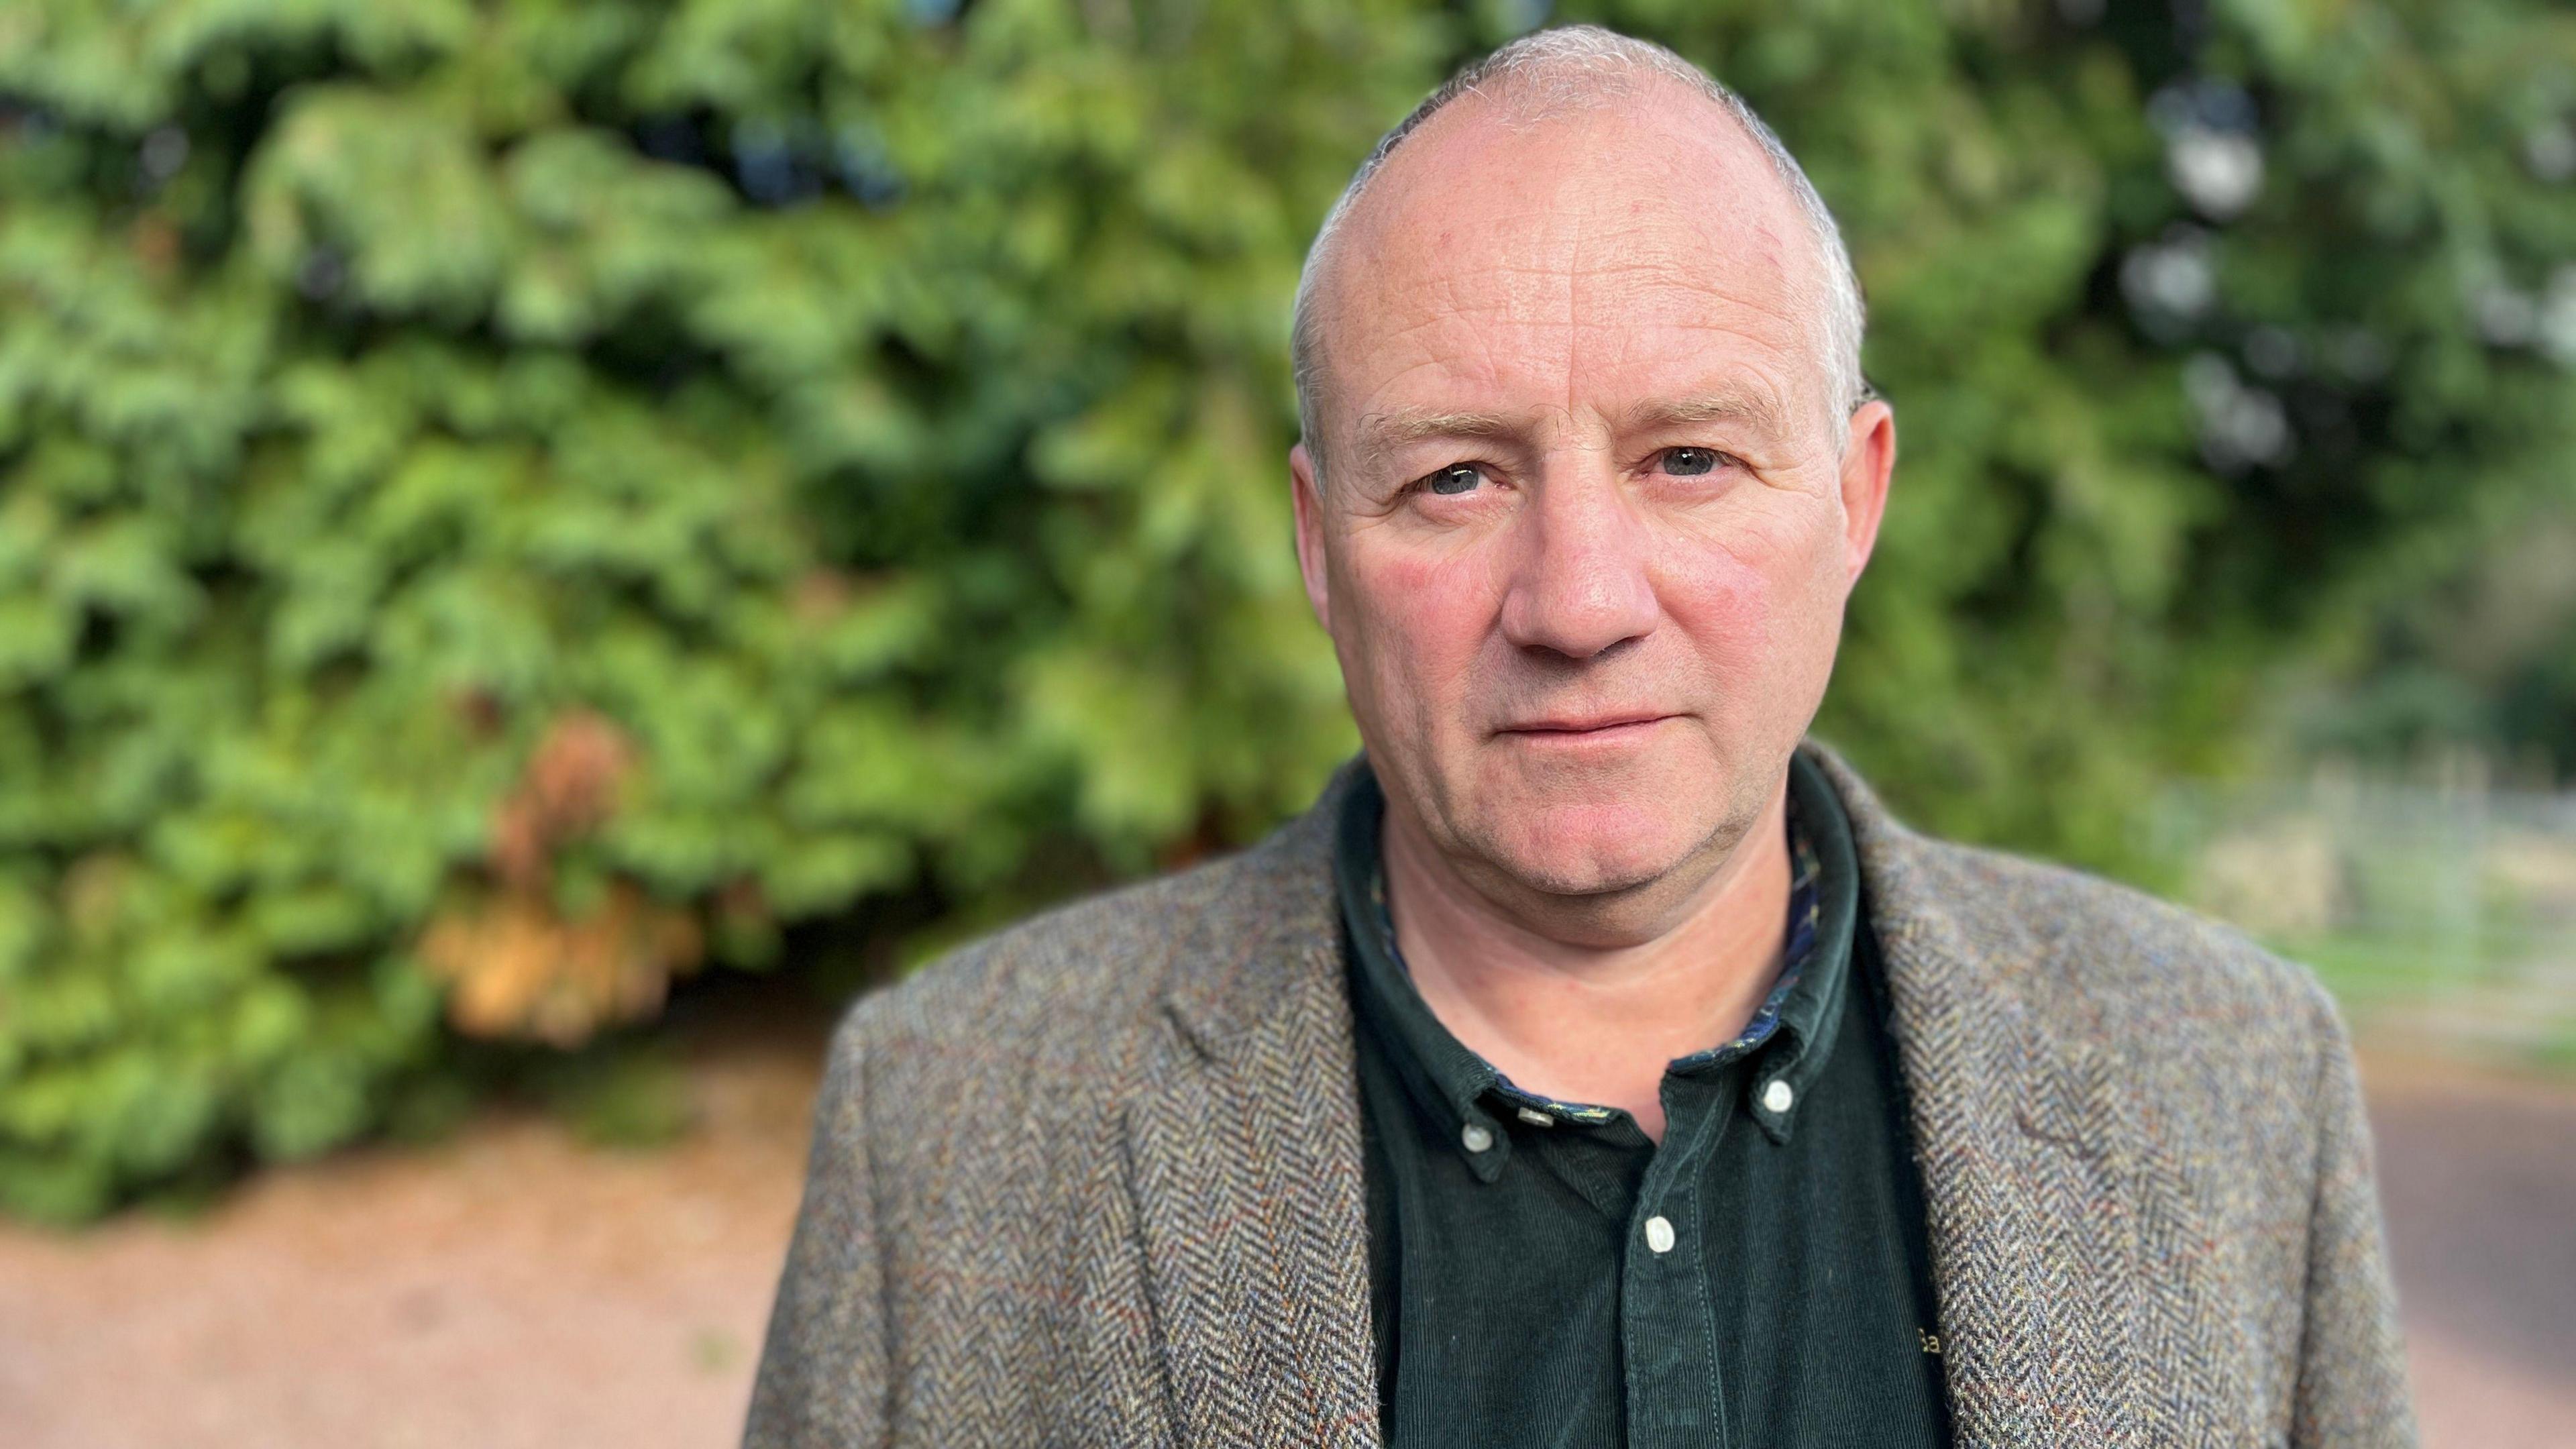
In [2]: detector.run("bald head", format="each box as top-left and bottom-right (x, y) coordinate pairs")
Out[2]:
(1291, 27), (1868, 484)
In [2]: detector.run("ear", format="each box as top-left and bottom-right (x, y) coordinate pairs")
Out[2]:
(1835, 400), (1896, 588)
(1289, 441), (1332, 634)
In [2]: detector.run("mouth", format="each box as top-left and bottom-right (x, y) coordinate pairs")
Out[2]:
(1497, 712), (1679, 740)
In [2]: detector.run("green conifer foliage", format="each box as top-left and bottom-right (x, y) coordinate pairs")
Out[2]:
(1, 0), (2569, 1215)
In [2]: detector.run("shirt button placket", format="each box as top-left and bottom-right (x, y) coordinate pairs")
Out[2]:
(1624, 1077), (1733, 1449)
(1623, 1196), (1721, 1449)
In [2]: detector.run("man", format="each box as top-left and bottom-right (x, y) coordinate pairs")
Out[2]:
(747, 25), (2414, 1449)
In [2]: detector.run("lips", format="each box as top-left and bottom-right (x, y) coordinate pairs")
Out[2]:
(1499, 712), (1676, 735)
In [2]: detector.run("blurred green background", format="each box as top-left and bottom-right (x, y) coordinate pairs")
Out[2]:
(0, 0), (2570, 1221)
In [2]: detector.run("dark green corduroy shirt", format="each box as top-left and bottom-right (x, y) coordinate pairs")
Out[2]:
(1339, 752), (1954, 1448)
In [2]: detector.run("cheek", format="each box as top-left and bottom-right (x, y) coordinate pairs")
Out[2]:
(1337, 539), (1507, 708)
(1656, 513), (1843, 693)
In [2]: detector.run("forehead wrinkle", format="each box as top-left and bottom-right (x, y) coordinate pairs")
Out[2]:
(1339, 348), (1513, 470)
(1346, 305), (1803, 453)
(1362, 217), (1813, 349)
(1562, 198), (1587, 440)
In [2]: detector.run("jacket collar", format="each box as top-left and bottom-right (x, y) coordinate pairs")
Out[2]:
(1156, 753), (1363, 1065)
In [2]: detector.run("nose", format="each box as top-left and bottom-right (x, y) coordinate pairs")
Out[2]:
(1497, 460), (1660, 660)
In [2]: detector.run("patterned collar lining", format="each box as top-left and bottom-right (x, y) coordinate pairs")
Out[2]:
(1356, 786), (1827, 1130)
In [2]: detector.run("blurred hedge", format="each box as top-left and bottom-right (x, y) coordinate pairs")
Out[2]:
(1, 0), (2570, 1218)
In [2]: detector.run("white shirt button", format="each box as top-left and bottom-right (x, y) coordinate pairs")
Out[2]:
(1515, 1107), (1554, 1128)
(1644, 1215), (1676, 1254)
(1460, 1123), (1495, 1153)
(1762, 1079), (1795, 1114)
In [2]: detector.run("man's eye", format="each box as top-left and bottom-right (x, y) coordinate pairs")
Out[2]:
(1423, 463), (1484, 496)
(1660, 447), (1724, 477)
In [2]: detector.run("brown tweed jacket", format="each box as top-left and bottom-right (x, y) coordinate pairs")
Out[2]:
(745, 742), (2416, 1448)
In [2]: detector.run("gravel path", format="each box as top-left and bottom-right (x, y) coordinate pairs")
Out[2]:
(2367, 1053), (2576, 1448)
(0, 1009), (822, 1449)
(2, 1023), (2568, 1448)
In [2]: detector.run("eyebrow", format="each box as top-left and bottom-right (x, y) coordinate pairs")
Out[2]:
(1348, 409), (1531, 474)
(1619, 392), (1791, 438)
(1348, 392), (1795, 477)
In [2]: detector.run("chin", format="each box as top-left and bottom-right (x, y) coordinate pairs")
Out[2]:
(1476, 778), (1722, 899)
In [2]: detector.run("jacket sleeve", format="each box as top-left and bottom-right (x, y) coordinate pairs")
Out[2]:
(745, 1010), (894, 1449)
(2289, 983), (2418, 1447)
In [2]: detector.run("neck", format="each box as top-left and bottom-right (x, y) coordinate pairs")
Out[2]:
(1379, 775), (1794, 1144)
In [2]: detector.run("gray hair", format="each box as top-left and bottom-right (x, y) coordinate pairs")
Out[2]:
(1289, 25), (1872, 483)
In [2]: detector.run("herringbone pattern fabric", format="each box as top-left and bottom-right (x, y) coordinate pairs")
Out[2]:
(744, 742), (2416, 1448)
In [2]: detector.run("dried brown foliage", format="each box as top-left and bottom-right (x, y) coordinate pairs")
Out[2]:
(420, 712), (703, 1044)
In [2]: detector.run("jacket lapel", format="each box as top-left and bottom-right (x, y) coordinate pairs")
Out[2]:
(1123, 766), (1382, 1448)
(1809, 742), (2229, 1448)
(1872, 907), (2146, 1446)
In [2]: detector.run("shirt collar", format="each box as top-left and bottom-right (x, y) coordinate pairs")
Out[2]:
(1336, 749), (1862, 1168)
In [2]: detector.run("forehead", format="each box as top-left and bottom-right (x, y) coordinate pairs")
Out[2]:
(1318, 86), (1822, 447)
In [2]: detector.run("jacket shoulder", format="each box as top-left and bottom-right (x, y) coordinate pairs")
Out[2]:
(1807, 741), (2343, 1061)
(1893, 831), (2343, 1061)
(829, 848), (1245, 1076)
(824, 773), (1346, 1083)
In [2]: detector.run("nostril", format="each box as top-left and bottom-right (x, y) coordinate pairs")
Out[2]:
(1499, 561), (1660, 660)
